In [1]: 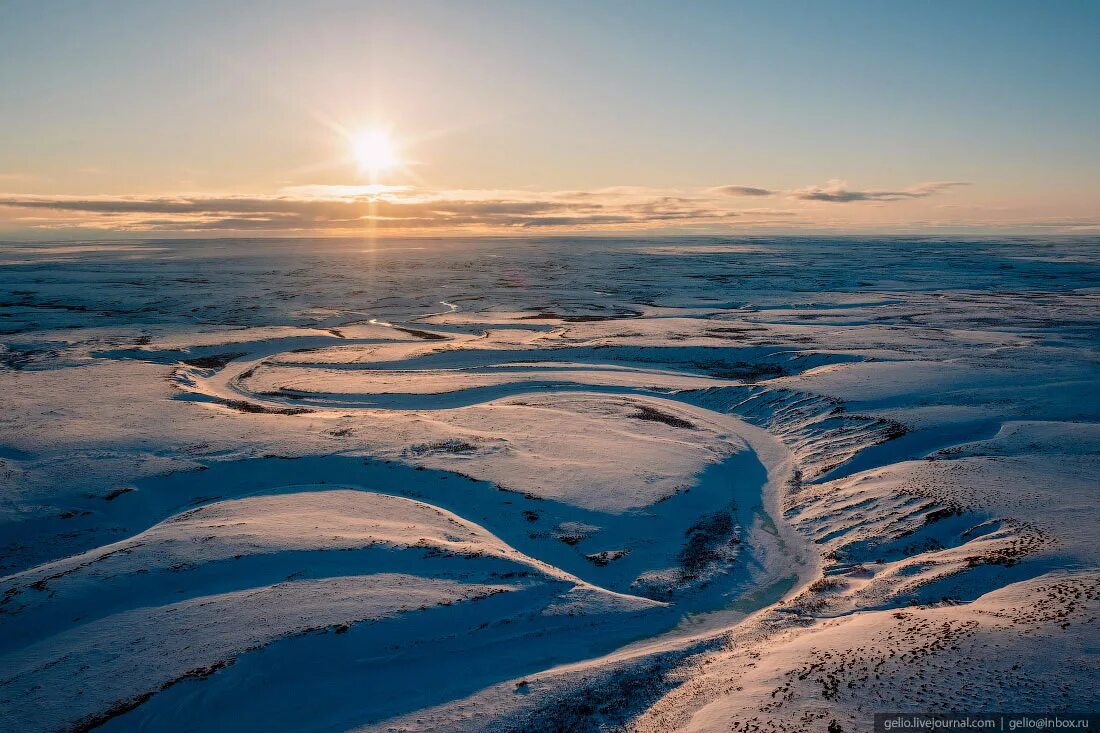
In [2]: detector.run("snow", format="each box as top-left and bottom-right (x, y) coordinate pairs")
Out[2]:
(0, 235), (1097, 731)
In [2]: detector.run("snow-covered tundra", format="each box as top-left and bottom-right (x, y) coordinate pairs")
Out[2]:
(1, 236), (1096, 731)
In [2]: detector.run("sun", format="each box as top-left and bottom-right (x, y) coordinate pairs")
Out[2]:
(352, 130), (401, 175)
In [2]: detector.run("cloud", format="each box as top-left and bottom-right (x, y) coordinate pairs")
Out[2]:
(712, 185), (775, 197)
(0, 189), (738, 233)
(713, 180), (968, 204)
(0, 193), (559, 224)
(518, 215), (640, 228)
(0, 178), (969, 235)
(789, 180), (968, 203)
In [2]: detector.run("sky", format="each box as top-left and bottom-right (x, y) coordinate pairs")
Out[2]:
(0, 0), (1097, 238)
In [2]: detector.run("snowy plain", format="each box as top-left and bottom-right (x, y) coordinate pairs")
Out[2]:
(0, 236), (1097, 732)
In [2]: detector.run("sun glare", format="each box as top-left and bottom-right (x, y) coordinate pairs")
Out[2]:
(352, 130), (401, 176)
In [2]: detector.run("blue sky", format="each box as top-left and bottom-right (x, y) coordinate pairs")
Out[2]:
(0, 0), (1097, 236)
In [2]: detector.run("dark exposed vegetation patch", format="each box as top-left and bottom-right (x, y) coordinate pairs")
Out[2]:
(706, 326), (768, 333)
(503, 644), (715, 733)
(68, 660), (236, 733)
(519, 309), (641, 322)
(704, 326), (769, 340)
(900, 537), (946, 557)
(403, 439), (480, 456)
(586, 549), (629, 567)
(180, 352), (246, 369)
(0, 346), (61, 370)
(220, 398), (313, 415)
(965, 551), (1020, 568)
(808, 577), (843, 593)
(562, 313), (639, 322)
(691, 359), (787, 381)
(679, 510), (740, 577)
(882, 420), (909, 440)
(393, 326), (448, 340)
(256, 389), (308, 401)
(102, 487), (135, 501)
(923, 506), (963, 525)
(627, 405), (696, 429)
(846, 414), (909, 441)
